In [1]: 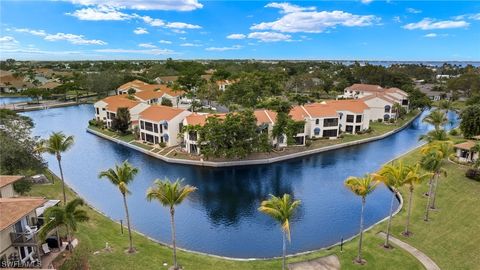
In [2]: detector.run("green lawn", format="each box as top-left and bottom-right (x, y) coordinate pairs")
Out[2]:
(28, 141), (479, 269)
(130, 141), (154, 150)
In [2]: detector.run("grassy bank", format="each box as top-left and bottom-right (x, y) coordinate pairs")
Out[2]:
(28, 140), (479, 269)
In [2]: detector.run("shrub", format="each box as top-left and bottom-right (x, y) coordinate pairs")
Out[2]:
(305, 140), (312, 147)
(13, 178), (32, 195)
(449, 129), (459, 136)
(158, 142), (167, 148)
(465, 169), (480, 181)
(88, 119), (104, 128)
(389, 118), (396, 124)
(378, 119), (383, 123)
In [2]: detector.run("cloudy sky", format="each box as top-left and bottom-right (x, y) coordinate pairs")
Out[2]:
(1, 0), (479, 60)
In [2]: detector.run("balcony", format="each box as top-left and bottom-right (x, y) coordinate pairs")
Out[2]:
(10, 231), (38, 246)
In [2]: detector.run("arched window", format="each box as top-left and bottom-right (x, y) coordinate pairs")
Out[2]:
(384, 105), (391, 113)
(384, 114), (390, 121)
(315, 119), (320, 125)
(314, 128), (321, 136)
(278, 135), (284, 144)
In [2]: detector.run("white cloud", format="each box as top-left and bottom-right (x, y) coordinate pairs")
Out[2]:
(265, 2), (316, 13)
(140, 15), (165, 26)
(14, 28), (47, 36)
(226, 34), (246, 39)
(67, 5), (132, 20)
(180, 43), (202, 47)
(165, 22), (201, 29)
(179, 37), (187, 40)
(205, 45), (242, 51)
(133, 27), (149, 34)
(0, 36), (19, 49)
(251, 5), (380, 33)
(13, 28), (106, 45)
(172, 29), (187, 34)
(470, 13), (480, 20)
(95, 48), (176, 55)
(393, 16), (401, 23)
(69, 0), (203, 11)
(159, 40), (172, 44)
(424, 33), (437, 38)
(454, 13), (480, 21)
(406, 8), (422, 14)
(247, 32), (291, 42)
(403, 18), (469, 30)
(139, 43), (157, 48)
(361, 0), (373, 4)
(44, 33), (107, 45)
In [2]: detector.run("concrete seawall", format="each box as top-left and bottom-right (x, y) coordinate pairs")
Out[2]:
(86, 111), (421, 168)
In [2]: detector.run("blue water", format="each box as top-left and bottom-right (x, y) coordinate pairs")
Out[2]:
(22, 105), (459, 258)
(0, 96), (32, 105)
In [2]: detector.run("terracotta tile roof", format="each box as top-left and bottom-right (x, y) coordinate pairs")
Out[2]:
(0, 175), (24, 188)
(454, 141), (478, 151)
(134, 90), (164, 101)
(346, 84), (384, 92)
(324, 99), (369, 114)
(0, 75), (33, 89)
(254, 110), (277, 125)
(117, 79), (149, 91)
(361, 93), (397, 104)
(157, 85), (185, 97)
(139, 105), (187, 122)
(40, 81), (62, 89)
(386, 88), (408, 97)
(184, 113), (227, 126)
(102, 95), (140, 112)
(289, 106), (310, 121)
(303, 103), (339, 118)
(0, 197), (46, 231)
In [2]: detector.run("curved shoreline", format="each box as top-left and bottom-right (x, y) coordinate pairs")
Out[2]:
(86, 111), (422, 168)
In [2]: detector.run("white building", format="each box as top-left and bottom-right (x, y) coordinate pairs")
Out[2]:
(116, 80), (185, 107)
(138, 105), (191, 147)
(93, 95), (149, 128)
(454, 140), (479, 163)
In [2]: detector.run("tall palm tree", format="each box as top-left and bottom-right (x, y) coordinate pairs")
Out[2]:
(345, 175), (378, 264)
(422, 110), (447, 131)
(402, 165), (433, 236)
(375, 162), (410, 248)
(258, 194), (301, 270)
(38, 132), (75, 204)
(146, 178), (197, 270)
(38, 198), (89, 251)
(99, 160), (138, 253)
(421, 141), (452, 209)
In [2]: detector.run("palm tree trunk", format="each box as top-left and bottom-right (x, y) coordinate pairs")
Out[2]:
(424, 174), (435, 221)
(384, 191), (395, 248)
(66, 225), (73, 253)
(430, 174), (440, 209)
(282, 231), (286, 270)
(122, 194), (134, 253)
(357, 198), (365, 262)
(170, 207), (178, 269)
(404, 187), (414, 236)
(56, 155), (67, 205)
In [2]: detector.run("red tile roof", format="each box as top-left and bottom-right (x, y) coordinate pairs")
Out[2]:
(454, 141), (478, 151)
(346, 84), (384, 92)
(139, 105), (187, 122)
(324, 99), (369, 114)
(101, 95), (140, 112)
(0, 175), (24, 188)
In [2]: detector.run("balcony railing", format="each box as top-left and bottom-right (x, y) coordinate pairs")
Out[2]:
(10, 232), (37, 246)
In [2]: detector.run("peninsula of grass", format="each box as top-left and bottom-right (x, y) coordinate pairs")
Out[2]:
(28, 140), (480, 270)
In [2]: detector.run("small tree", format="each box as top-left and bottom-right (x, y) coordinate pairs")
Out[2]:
(460, 104), (480, 138)
(13, 178), (33, 195)
(127, 88), (136, 95)
(161, 97), (173, 107)
(111, 107), (131, 134)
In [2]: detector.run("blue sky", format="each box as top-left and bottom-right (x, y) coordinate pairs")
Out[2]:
(1, 0), (479, 61)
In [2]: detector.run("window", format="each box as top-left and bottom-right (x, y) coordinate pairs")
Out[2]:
(144, 122), (154, 132)
(339, 113), (343, 119)
(384, 114), (390, 121)
(385, 105), (391, 113)
(323, 129), (338, 138)
(346, 115), (354, 123)
(346, 125), (354, 133)
(96, 108), (99, 114)
(154, 124), (158, 133)
(355, 126), (361, 133)
(324, 118), (338, 127)
(315, 119), (320, 125)
(102, 108), (106, 111)
(189, 131), (197, 141)
(356, 115), (362, 123)
(402, 100), (408, 105)
(314, 128), (321, 136)
(140, 121), (145, 129)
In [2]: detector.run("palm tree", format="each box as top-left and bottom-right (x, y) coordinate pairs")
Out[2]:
(402, 165), (433, 236)
(345, 175), (378, 264)
(99, 160), (138, 253)
(438, 99), (452, 113)
(38, 198), (89, 251)
(258, 194), (301, 270)
(422, 110), (447, 131)
(418, 129), (449, 143)
(38, 132), (75, 204)
(375, 162), (410, 248)
(146, 178), (197, 270)
(420, 141), (451, 212)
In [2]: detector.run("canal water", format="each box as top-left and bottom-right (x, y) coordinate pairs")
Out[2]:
(22, 105), (458, 258)
(0, 96), (32, 105)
